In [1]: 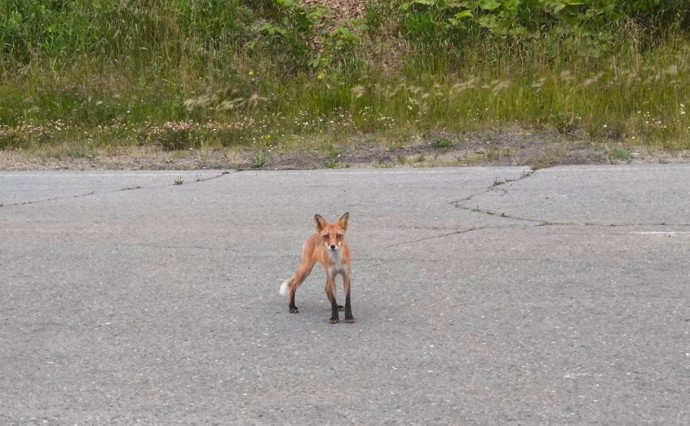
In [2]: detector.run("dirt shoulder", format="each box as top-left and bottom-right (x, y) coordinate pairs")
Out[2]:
(1, 130), (688, 171)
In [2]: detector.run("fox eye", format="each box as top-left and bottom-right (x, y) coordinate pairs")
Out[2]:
(322, 235), (329, 240)
(336, 234), (343, 239)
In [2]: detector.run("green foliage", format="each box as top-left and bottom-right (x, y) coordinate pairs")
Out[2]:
(255, 0), (329, 73)
(606, 147), (632, 163)
(308, 22), (364, 77)
(621, 0), (690, 28)
(0, 0), (250, 67)
(0, 0), (689, 155)
(254, 1), (365, 76)
(398, 0), (689, 51)
(432, 138), (453, 148)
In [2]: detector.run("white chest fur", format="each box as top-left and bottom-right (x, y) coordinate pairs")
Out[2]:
(327, 247), (348, 275)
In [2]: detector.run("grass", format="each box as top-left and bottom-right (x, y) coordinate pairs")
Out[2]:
(0, 1), (689, 166)
(606, 147), (633, 163)
(432, 138), (453, 149)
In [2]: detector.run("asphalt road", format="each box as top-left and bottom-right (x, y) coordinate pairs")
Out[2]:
(1, 166), (689, 424)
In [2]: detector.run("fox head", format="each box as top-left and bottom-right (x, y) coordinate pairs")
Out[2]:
(314, 212), (349, 251)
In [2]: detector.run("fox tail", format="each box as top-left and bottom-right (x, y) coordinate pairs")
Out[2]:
(279, 280), (289, 297)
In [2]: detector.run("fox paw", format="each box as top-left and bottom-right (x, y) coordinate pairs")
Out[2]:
(289, 307), (299, 313)
(345, 317), (355, 323)
(329, 318), (340, 324)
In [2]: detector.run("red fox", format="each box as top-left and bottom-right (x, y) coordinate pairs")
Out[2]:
(280, 212), (354, 324)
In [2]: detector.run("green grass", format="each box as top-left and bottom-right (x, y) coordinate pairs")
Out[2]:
(432, 138), (453, 149)
(606, 147), (633, 163)
(252, 152), (267, 168)
(0, 0), (689, 161)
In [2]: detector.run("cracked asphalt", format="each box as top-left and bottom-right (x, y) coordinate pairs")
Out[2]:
(1, 166), (689, 424)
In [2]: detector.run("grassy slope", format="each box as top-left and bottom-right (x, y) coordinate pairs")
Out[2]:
(0, 0), (688, 169)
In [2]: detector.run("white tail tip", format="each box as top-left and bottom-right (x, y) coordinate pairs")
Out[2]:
(279, 280), (289, 297)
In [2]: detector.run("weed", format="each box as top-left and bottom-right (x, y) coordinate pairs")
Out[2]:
(387, 142), (405, 152)
(324, 142), (342, 159)
(607, 147), (633, 163)
(531, 145), (569, 170)
(174, 176), (184, 185)
(252, 152), (266, 168)
(485, 148), (501, 162)
(432, 138), (452, 149)
(491, 178), (506, 187)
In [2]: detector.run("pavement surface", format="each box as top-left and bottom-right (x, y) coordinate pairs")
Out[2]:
(1, 166), (689, 424)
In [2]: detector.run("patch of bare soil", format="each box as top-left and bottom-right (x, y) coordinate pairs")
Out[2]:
(1, 130), (687, 171)
(265, 130), (688, 170)
(301, 0), (367, 19)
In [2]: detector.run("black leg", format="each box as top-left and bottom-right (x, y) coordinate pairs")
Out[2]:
(286, 262), (316, 314)
(343, 274), (354, 323)
(289, 292), (299, 313)
(329, 297), (340, 324)
(344, 292), (354, 323)
(326, 278), (339, 323)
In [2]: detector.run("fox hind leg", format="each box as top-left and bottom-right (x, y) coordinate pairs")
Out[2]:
(284, 278), (299, 313)
(287, 262), (315, 313)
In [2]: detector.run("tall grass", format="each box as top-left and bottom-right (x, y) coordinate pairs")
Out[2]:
(0, 0), (688, 155)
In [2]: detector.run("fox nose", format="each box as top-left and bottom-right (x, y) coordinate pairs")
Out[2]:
(330, 244), (336, 250)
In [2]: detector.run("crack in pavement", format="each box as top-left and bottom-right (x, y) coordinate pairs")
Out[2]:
(382, 170), (540, 249)
(452, 203), (560, 226)
(389, 167), (690, 249)
(1, 191), (98, 208)
(383, 227), (482, 249)
(454, 170), (534, 204)
(452, 168), (690, 228)
(453, 202), (690, 228)
(0, 171), (232, 208)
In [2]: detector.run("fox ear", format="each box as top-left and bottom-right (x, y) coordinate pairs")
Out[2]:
(337, 212), (349, 230)
(314, 214), (327, 231)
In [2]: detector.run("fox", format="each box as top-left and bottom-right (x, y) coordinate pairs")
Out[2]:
(280, 212), (354, 324)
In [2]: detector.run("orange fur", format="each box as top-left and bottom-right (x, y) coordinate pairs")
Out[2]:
(281, 212), (354, 324)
